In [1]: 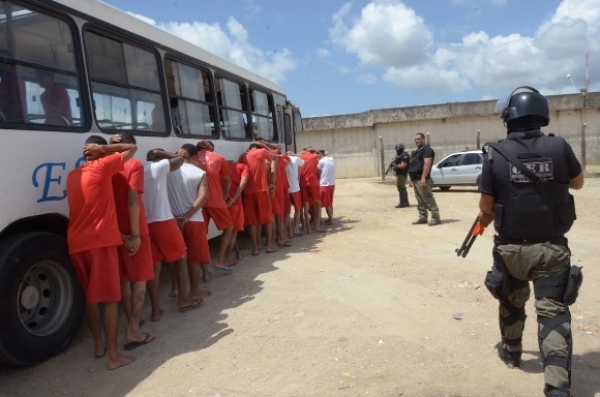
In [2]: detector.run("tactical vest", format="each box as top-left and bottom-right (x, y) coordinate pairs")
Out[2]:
(394, 152), (410, 176)
(488, 133), (576, 239)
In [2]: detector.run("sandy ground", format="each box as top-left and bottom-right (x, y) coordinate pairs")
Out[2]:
(1, 176), (599, 397)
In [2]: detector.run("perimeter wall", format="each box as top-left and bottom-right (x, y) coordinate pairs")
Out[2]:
(297, 92), (600, 178)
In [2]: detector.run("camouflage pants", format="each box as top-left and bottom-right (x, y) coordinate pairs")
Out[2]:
(494, 242), (572, 390)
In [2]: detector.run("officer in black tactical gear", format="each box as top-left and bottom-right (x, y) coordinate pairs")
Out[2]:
(478, 86), (584, 397)
(393, 143), (410, 208)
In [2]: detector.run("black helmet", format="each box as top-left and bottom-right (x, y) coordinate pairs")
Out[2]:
(495, 86), (549, 127)
(395, 143), (405, 153)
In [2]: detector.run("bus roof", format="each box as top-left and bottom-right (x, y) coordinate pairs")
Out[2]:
(47, 0), (285, 95)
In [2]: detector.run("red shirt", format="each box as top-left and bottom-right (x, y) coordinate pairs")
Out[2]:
(276, 154), (290, 199)
(300, 153), (320, 187)
(196, 150), (230, 209)
(66, 154), (125, 254)
(243, 148), (272, 194)
(228, 162), (249, 206)
(112, 158), (149, 237)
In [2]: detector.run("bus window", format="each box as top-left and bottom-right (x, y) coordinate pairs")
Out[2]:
(215, 76), (248, 140)
(249, 88), (275, 141)
(0, 2), (85, 128)
(85, 30), (164, 132)
(165, 59), (216, 136)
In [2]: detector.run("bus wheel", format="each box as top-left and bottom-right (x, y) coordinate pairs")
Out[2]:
(0, 232), (85, 366)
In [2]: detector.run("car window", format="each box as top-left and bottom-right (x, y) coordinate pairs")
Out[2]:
(461, 153), (482, 166)
(439, 154), (461, 168)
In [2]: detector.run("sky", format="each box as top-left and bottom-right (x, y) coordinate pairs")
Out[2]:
(102, 0), (600, 117)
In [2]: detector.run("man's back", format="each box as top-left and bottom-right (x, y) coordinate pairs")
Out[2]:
(143, 159), (173, 223)
(66, 154), (124, 254)
(196, 150), (228, 208)
(167, 163), (206, 222)
(318, 156), (336, 186)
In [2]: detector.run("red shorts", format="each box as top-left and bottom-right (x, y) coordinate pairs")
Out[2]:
(148, 219), (186, 263)
(289, 191), (301, 211)
(117, 235), (154, 282)
(244, 191), (272, 225)
(300, 185), (321, 206)
(70, 246), (121, 303)
(228, 202), (245, 232)
(203, 207), (233, 231)
(271, 194), (284, 215)
(320, 185), (336, 207)
(182, 221), (211, 264)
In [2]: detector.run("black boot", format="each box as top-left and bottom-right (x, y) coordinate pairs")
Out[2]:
(399, 190), (409, 208)
(395, 193), (402, 208)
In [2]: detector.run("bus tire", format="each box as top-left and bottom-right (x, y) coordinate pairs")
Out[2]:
(0, 232), (85, 366)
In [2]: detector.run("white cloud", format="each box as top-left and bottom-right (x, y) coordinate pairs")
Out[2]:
(329, 1), (432, 68)
(128, 12), (296, 84)
(357, 73), (378, 85)
(329, 0), (600, 97)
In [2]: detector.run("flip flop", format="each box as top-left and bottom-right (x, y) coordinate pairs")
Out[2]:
(251, 251), (259, 256)
(277, 242), (292, 247)
(123, 332), (155, 351)
(214, 266), (233, 273)
(178, 299), (203, 313)
(95, 347), (106, 359)
(266, 247), (278, 254)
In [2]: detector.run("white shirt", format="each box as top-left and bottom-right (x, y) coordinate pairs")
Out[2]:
(143, 159), (174, 223)
(286, 156), (305, 193)
(167, 163), (206, 222)
(318, 156), (336, 186)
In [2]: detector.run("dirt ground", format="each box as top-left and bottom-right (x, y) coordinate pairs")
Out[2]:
(1, 176), (599, 397)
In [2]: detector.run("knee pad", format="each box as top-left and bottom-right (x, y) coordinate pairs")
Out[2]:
(499, 303), (526, 347)
(538, 311), (572, 380)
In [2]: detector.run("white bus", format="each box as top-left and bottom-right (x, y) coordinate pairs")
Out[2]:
(0, 0), (303, 365)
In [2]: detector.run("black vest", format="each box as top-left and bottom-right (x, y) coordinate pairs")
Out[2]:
(394, 152), (410, 176)
(488, 132), (575, 239)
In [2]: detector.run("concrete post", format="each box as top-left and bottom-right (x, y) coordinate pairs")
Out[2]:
(581, 122), (587, 172)
(379, 136), (385, 181)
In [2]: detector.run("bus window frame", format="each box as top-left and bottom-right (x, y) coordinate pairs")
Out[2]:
(82, 24), (170, 137)
(164, 55), (218, 139)
(214, 73), (251, 142)
(0, 0), (91, 133)
(249, 85), (277, 142)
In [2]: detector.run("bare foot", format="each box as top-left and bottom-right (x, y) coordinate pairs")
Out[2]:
(107, 353), (136, 370)
(150, 309), (164, 322)
(191, 290), (212, 301)
(94, 342), (106, 359)
(168, 290), (178, 299)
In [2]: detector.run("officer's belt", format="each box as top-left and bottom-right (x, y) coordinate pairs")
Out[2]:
(496, 236), (566, 246)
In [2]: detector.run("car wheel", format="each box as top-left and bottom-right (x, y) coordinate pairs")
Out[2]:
(0, 232), (85, 365)
(439, 186), (451, 191)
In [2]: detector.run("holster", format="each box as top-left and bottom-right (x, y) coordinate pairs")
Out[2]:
(484, 248), (512, 302)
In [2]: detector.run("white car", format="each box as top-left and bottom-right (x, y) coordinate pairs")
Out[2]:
(430, 150), (483, 190)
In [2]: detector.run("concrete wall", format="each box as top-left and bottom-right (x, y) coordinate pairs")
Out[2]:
(298, 92), (600, 179)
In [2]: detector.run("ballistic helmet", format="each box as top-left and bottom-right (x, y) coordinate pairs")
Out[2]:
(395, 143), (405, 153)
(494, 86), (549, 129)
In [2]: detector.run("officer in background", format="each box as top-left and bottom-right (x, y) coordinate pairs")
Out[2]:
(392, 143), (410, 208)
(478, 86), (584, 397)
(408, 133), (441, 225)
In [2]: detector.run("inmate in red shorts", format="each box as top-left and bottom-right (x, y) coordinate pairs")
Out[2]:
(202, 207), (234, 231)
(70, 246), (121, 303)
(244, 191), (272, 225)
(117, 235), (154, 282)
(289, 191), (301, 211)
(283, 191), (292, 215)
(148, 219), (186, 263)
(320, 185), (336, 207)
(182, 221), (211, 264)
(270, 194), (283, 215)
(228, 202), (245, 232)
(300, 185), (320, 206)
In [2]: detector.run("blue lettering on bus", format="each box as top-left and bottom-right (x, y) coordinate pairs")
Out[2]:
(32, 157), (85, 203)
